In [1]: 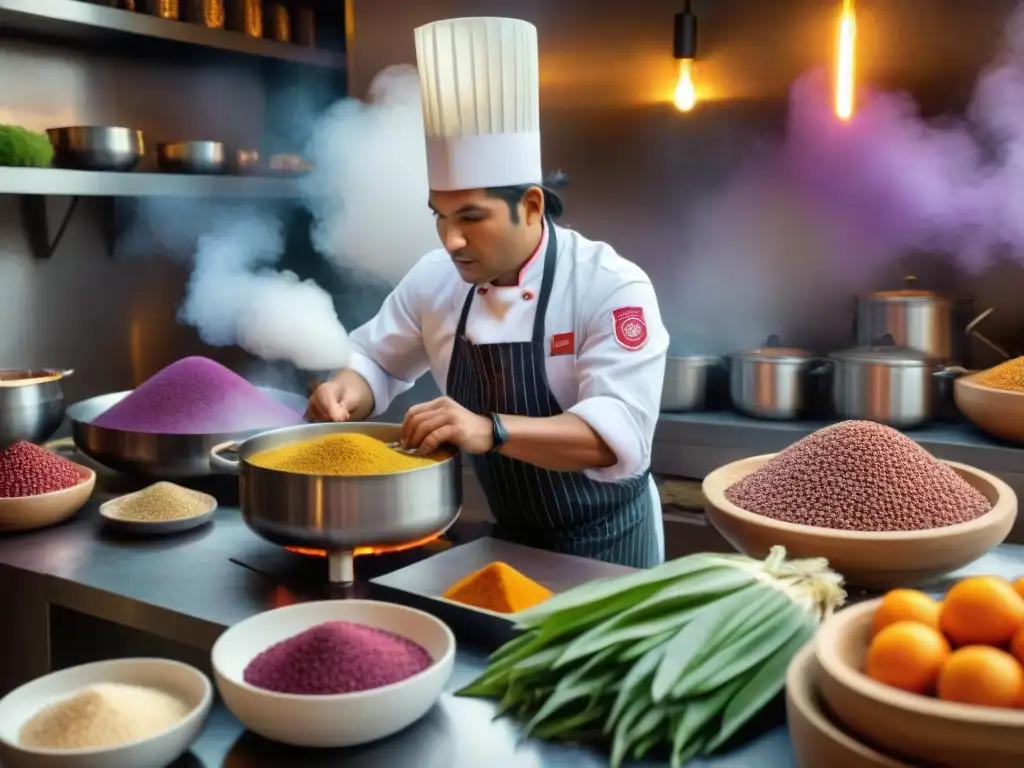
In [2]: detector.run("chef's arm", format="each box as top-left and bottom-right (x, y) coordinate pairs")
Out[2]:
(495, 413), (617, 472)
(542, 277), (668, 481)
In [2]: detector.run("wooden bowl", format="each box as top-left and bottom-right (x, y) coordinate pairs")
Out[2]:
(815, 600), (1024, 768)
(955, 374), (1024, 444)
(787, 641), (912, 768)
(702, 454), (1016, 589)
(0, 463), (95, 532)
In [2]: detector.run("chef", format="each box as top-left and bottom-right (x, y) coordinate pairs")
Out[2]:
(308, 17), (669, 568)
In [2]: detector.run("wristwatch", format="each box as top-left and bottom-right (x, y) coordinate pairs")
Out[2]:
(489, 413), (509, 453)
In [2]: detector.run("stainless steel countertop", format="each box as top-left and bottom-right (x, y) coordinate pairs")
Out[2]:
(0, 501), (792, 767)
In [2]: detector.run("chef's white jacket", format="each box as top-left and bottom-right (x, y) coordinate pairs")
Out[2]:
(347, 224), (669, 484)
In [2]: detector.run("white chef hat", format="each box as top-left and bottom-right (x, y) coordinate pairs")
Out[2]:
(414, 17), (542, 191)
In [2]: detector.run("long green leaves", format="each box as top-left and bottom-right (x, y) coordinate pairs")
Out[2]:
(456, 547), (846, 767)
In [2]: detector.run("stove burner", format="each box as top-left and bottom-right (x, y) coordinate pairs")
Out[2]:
(285, 532), (453, 584)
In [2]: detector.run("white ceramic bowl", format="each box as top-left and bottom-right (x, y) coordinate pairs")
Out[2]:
(0, 658), (212, 768)
(211, 599), (456, 748)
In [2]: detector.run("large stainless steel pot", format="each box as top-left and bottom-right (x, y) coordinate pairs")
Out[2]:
(68, 388), (307, 478)
(209, 422), (462, 583)
(828, 343), (965, 429)
(0, 369), (73, 448)
(728, 337), (820, 420)
(854, 280), (972, 364)
(661, 355), (726, 412)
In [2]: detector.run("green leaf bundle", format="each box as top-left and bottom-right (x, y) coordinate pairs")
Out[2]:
(458, 546), (846, 767)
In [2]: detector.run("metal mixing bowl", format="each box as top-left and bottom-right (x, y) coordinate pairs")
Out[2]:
(208, 422), (463, 554)
(156, 140), (227, 174)
(46, 127), (144, 172)
(67, 388), (308, 478)
(0, 369), (73, 449)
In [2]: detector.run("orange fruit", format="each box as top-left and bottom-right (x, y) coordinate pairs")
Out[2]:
(1014, 576), (1024, 602)
(939, 576), (1024, 647)
(865, 620), (951, 694)
(937, 645), (1024, 708)
(1011, 625), (1024, 667)
(872, 589), (941, 635)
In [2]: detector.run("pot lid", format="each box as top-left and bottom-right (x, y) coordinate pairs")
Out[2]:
(733, 346), (815, 362)
(732, 334), (814, 362)
(830, 344), (931, 366)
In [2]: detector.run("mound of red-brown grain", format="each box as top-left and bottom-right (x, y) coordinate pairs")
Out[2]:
(724, 420), (992, 532)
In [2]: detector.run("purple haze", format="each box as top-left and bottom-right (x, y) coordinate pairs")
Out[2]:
(92, 356), (303, 435)
(783, 3), (1024, 273)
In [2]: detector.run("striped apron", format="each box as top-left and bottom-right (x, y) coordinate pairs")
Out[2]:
(445, 222), (662, 568)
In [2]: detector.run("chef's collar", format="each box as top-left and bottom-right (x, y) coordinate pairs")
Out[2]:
(488, 219), (547, 291)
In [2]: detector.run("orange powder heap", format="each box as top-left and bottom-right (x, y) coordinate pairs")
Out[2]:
(442, 562), (553, 614)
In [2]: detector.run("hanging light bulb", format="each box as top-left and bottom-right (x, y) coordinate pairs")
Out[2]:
(673, 1), (698, 112)
(835, 0), (857, 120)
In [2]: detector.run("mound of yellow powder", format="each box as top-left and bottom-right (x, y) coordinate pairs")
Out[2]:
(248, 433), (453, 476)
(443, 562), (553, 614)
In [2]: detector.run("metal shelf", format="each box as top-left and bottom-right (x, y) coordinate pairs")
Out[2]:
(0, 167), (302, 198)
(0, 0), (346, 70)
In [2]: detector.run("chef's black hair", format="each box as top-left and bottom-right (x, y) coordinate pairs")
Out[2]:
(485, 171), (569, 224)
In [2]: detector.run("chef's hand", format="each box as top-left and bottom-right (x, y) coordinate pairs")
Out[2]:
(306, 380), (359, 423)
(401, 397), (493, 455)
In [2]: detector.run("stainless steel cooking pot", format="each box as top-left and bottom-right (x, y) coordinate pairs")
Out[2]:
(828, 342), (965, 429)
(68, 388), (307, 478)
(728, 337), (819, 420)
(0, 369), (73, 448)
(854, 280), (972, 364)
(661, 355), (726, 412)
(208, 422), (462, 558)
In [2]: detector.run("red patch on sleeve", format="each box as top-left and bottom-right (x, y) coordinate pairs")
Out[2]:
(612, 306), (648, 350)
(550, 331), (575, 356)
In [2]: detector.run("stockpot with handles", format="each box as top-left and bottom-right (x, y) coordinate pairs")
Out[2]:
(827, 341), (966, 429)
(209, 421), (462, 556)
(728, 336), (820, 421)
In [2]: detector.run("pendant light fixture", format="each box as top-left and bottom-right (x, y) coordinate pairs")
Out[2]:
(673, 0), (698, 112)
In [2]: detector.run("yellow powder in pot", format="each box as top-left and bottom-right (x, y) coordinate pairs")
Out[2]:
(975, 357), (1024, 392)
(443, 562), (553, 614)
(248, 433), (453, 476)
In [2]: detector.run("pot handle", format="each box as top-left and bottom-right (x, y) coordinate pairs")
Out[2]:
(933, 366), (973, 380)
(210, 441), (242, 474)
(808, 359), (834, 376)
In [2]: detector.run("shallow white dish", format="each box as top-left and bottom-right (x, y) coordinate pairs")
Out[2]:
(211, 599), (456, 748)
(0, 658), (212, 768)
(98, 486), (217, 536)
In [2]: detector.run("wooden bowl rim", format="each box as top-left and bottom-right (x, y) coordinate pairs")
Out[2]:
(702, 453), (1015, 542)
(955, 373), (1024, 398)
(0, 462), (95, 504)
(786, 642), (913, 767)
(816, 600), (1024, 727)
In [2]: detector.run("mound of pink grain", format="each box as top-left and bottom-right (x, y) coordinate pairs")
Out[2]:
(243, 620), (433, 695)
(92, 356), (303, 435)
(724, 420), (992, 532)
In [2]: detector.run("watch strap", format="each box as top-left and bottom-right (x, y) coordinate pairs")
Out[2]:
(489, 412), (509, 453)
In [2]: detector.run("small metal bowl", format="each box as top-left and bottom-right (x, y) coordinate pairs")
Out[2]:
(157, 140), (227, 174)
(46, 126), (144, 172)
(233, 148), (261, 174)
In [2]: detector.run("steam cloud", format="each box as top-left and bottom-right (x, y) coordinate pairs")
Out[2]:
(668, 2), (1024, 354)
(118, 65), (435, 373)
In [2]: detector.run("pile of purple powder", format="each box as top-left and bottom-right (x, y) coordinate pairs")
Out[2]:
(724, 420), (993, 532)
(243, 620), (434, 695)
(91, 356), (303, 435)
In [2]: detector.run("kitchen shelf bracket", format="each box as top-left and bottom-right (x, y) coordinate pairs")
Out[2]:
(17, 194), (111, 260)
